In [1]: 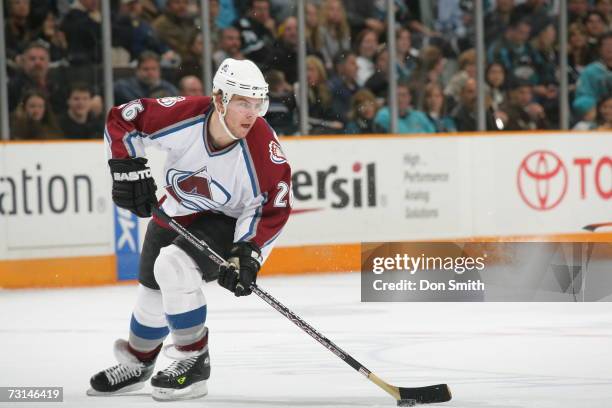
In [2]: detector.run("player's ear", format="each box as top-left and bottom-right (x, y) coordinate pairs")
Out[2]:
(213, 92), (225, 114)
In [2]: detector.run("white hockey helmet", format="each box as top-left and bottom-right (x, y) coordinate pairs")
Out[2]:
(212, 58), (269, 116)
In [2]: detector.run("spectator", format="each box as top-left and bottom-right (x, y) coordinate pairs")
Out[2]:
(8, 41), (67, 114)
(59, 83), (104, 139)
(575, 32), (612, 102)
(531, 21), (558, 83)
(484, 0), (515, 44)
(354, 29), (379, 86)
(179, 32), (203, 78)
(445, 48), (477, 107)
(392, 0), (441, 39)
(60, 0), (102, 66)
(137, 0), (162, 23)
(114, 51), (179, 105)
(5, 0), (37, 63)
(435, 0), (466, 48)
(10, 90), (62, 140)
(318, 0), (351, 71)
(487, 19), (542, 84)
(569, 0), (590, 24)
(410, 45), (447, 108)
(152, 0), (199, 63)
(572, 95), (598, 130)
(216, 0), (237, 29)
(36, 11), (67, 64)
(263, 70), (297, 135)
(113, 0), (177, 63)
(451, 78), (499, 131)
(295, 55), (343, 134)
(568, 23), (589, 95)
(263, 16), (298, 84)
(595, 0), (612, 28)
(213, 27), (244, 70)
(583, 11), (609, 64)
(596, 95), (612, 129)
(511, 0), (550, 35)
(485, 62), (508, 111)
(305, 2), (323, 54)
(434, 0), (474, 53)
(500, 78), (550, 130)
(396, 27), (419, 81)
(23, 0), (52, 28)
(423, 83), (456, 132)
(327, 51), (360, 124)
(345, 89), (378, 134)
(364, 46), (389, 101)
(374, 81), (435, 134)
(341, 0), (384, 38)
(207, 0), (222, 45)
(234, 0), (276, 64)
(531, 21), (559, 123)
(269, 0), (297, 24)
(178, 75), (204, 96)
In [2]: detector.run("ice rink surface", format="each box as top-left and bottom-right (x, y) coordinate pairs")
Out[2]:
(1, 272), (611, 408)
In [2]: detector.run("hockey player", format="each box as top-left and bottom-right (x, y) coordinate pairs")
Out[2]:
(88, 58), (292, 401)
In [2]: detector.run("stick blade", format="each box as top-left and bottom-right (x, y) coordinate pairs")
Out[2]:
(398, 384), (452, 405)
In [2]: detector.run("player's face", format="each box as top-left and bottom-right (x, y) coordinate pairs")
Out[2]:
(225, 95), (265, 138)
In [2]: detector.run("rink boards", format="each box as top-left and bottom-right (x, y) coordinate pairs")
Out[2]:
(0, 131), (611, 288)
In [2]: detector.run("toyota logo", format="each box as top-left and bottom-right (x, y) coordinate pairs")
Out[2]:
(517, 151), (568, 211)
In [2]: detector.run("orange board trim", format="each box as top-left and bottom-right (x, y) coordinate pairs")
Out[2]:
(1, 231), (610, 288)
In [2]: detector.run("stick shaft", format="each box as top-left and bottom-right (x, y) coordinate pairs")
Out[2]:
(151, 207), (396, 397)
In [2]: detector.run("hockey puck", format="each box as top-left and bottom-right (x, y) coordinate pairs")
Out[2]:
(397, 399), (417, 407)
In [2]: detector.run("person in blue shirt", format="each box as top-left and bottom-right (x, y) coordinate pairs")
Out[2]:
(374, 81), (435, 134)
(575, 32), (612, 102)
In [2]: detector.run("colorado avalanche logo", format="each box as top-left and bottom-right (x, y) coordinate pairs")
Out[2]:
(157, 96), (185, 107)
(165, 167), (231, 211)
(269, 141), (287, 164)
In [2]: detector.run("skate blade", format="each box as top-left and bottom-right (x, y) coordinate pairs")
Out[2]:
(86, 382), (145, 397)
(151, 381), (208, 401)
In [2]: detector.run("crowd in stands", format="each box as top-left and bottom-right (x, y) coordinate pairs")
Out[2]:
(4, 0), (612, 140)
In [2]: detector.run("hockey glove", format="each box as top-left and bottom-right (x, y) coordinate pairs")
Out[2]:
(108, 158), (157, 218)
(218, 242), (262, 297)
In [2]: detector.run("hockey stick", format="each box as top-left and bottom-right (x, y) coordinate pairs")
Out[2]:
(151, 207), (451, 406)
(583, 222), (612, 232)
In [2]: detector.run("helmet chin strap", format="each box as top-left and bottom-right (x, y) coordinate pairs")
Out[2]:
(217, 97), (240, 141)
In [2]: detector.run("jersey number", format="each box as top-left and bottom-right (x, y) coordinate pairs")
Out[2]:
(121, 100), (144, 121)
(274, 182), (290, 208)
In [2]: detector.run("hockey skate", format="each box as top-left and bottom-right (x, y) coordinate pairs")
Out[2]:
(151, 343), (210, 401)
(87, 339), (157, 396)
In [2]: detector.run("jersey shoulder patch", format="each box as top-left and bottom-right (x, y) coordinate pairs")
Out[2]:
(268, 140), (287, 164)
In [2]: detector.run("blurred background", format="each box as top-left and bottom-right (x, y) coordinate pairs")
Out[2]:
(2, 0), (612, 140)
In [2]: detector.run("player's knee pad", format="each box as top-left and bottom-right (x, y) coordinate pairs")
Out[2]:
(153, 244), (202, 293)
(133, 284), (165, 326)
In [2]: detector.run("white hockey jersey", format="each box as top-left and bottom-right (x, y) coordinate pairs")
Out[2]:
(105, 96), (292, 262)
